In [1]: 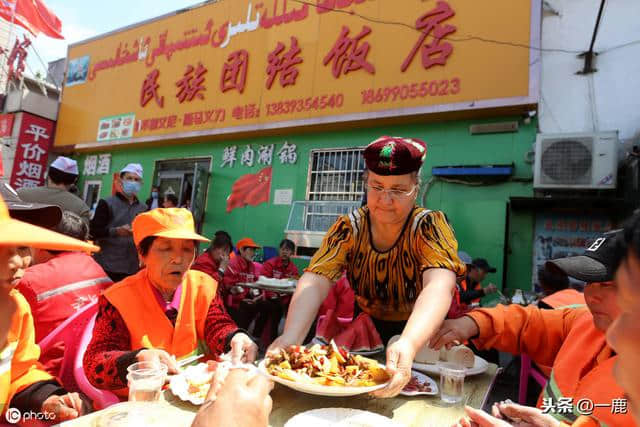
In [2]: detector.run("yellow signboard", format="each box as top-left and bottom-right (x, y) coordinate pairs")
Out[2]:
(55, 0), (538, 148)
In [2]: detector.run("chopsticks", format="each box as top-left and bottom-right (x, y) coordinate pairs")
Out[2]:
(177, 354), (204, 369)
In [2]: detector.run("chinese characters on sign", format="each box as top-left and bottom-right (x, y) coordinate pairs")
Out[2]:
(221, 50), (249, 94)
(134, 1), (456, 116)
(266, 36), (303, 89)
(176, 63), (207, 103)
(140, 69), (164, 107)
(57, 0), (543, 149)
(323, 25), (375, 78)
(401, 1), (457, 72)
(83, 154), (112, 176)
(6, 36), (31, 82)
(220, 142), (296, 167)
(10, 114), (54, 190)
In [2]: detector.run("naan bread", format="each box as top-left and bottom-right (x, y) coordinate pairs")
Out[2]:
(441, 345), (475, 368)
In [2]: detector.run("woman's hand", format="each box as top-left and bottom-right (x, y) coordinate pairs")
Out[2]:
(371, 336), (415, 398)
(266, 332), (297, 355)
(41, 393), (86, 422)
(451, 404), (561, 427)
(230, 333), (258, 364)
(430, 316), (480, 350)
(137, 348), (179, 374)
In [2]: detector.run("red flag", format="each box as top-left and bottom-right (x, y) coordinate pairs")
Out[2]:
(0, 0), (63, 39)
(226, 166), (272, 213)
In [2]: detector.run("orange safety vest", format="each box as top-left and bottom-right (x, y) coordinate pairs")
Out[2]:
(103, 269), (217, 397)
(540, 312), (632, 426)
(541, 289), (586, 310)
(1, 290), (53, 415)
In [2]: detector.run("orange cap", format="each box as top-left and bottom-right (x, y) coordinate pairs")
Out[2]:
(0, 195), (99, 252)
(132, 208), (210, 247)
(236, 237), (260, 250)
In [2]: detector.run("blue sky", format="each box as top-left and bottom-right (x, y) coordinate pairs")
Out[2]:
(26, 0), (202, 77)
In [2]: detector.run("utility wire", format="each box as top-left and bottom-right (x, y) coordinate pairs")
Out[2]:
(290, 0), (640, 56)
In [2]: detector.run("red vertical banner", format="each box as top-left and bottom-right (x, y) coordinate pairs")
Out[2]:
(0, 114), (15, 137)
(9, 113), (55, 189)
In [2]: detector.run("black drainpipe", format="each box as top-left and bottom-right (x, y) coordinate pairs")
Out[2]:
(578, 0), (606, 74)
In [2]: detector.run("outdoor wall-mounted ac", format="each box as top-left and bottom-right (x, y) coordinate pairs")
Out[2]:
(533, 131), (618, 189)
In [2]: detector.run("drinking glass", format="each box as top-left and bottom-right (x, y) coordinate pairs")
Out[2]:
(439, 363), (465, 404)
(126, 361), (167, 402)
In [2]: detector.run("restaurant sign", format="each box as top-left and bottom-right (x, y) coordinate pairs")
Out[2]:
(56, 0), (538, 148)
(10, 113), (55, 189)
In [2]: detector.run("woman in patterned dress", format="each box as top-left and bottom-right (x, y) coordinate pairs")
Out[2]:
(270, 136), (465, 397)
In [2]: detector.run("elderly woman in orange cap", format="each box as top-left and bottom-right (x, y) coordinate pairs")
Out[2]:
(0, 194), (99, 422)
(84, 208), (257, 396)
(270, 136), (465, 397)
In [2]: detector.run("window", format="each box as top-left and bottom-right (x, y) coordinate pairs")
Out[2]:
(307, 148), (365, 201)
(304, 148), (365, 231)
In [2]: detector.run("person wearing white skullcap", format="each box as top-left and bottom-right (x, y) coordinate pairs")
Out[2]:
(90, 163), (148, 282)
(17, 156), (91, 226)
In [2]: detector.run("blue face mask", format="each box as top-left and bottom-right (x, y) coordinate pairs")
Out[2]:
(122, 180), (141, 197)
(151, 191), (158, 198)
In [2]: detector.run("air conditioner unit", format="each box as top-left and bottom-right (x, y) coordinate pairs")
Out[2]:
(534, 131), (618, 189)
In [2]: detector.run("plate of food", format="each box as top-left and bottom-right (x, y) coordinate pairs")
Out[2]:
(400, 370), (438, 396)
(169, 360), (230, 405)
(260, 341), (390, 396)
(284, 408), (401, 427)
(257, 276), (296, 288)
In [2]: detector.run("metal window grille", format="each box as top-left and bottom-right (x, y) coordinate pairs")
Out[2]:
(303, 148), (365, 231)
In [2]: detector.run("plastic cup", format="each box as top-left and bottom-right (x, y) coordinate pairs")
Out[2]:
(439, 363), (465, 404)
(127, 361), (167, 402)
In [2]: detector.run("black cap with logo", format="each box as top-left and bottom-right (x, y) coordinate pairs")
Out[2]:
(545, 229), (621, 283)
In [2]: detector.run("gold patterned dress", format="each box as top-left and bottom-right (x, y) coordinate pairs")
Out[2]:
(307, 206), (465, 340)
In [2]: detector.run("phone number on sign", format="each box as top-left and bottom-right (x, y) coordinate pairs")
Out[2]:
(266, 94), (345, 117)
(361, 78), (461, 105)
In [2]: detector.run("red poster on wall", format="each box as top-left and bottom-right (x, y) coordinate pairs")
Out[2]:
(9, 113), (55, 189)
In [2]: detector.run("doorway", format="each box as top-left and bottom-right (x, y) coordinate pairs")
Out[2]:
(154, 157), (211, 232)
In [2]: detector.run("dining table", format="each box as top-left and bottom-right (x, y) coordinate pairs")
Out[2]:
(59, 363), (500, 427)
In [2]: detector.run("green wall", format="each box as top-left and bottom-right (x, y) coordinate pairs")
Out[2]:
(76, 116), (536, 290)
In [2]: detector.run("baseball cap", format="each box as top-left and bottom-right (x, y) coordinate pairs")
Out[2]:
(0, 194), (99, 252)
(236, 237), (260, 250)
(121, 163), (143, 179)
(472, 258), (496, 273)
(457, 251), (473, 265)
(546, 229), (621, 283)
(50, 156), (79, 175)
(0, 183), (62, 229)
(132, 208), (209, 247)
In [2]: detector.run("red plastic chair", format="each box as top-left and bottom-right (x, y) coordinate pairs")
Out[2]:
(38, 302), (119, 410)
(518, 354), (548, 404)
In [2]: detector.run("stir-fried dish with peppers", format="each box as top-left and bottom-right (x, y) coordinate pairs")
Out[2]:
(266, 341), (390, 387)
